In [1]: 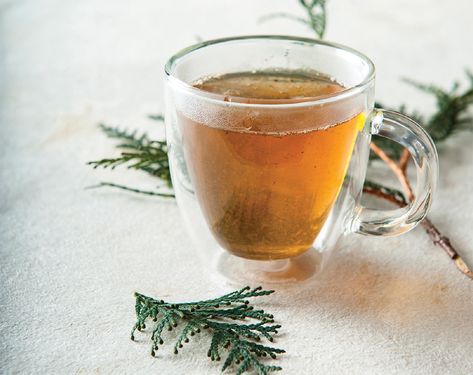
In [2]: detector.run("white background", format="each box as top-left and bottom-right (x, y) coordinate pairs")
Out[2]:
(1, 0), (473, 374)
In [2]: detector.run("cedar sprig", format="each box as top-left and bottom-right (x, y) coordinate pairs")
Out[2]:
(259, 0), (327, 39)
(404, 72), (473, 142)
(88, 123), (172, 186)
(87, 120), (174, 197)
(132, 286), (285, 375)
(372, 72), (473, 160)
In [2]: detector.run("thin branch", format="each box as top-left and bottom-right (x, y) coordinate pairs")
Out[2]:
(420, 218), (473, 278)
(398, 148), (410, 173)
(363, 184), (406, 206)
(370, 142), (414, 200)
(366, 143), (473, 280)
(86, 182), (175, 198)
(259, 0), (327, 39)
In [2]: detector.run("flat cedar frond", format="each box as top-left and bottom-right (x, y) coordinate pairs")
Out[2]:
(132, 286), (285, 375)
(259, 0), (327, 38)
(97, 123), (150, 148)
(88, 123), (171, 186)
(299, 0), (327, 38)
(403, 72), (473, 142)
(372, 71), (473, 160)
(87, 118), (173, 196)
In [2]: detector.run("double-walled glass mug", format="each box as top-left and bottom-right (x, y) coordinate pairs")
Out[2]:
(164, 36), (438, 284)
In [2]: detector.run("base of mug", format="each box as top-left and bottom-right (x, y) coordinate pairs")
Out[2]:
(211, 247), (325, 285)
(221, 243), (313, 261)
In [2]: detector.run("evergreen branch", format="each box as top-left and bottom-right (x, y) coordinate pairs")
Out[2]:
(374, 71), (473, 159)
(87, 121), (173, 191)
(98, 123), (150, 148)
(132, 286), (285, 374)
(403, 73), (473, 142)
(300, 0), (327, 39)
(259, 0), (327, 38)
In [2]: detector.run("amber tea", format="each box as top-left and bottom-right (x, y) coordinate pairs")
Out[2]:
(180, 71), (363, 260)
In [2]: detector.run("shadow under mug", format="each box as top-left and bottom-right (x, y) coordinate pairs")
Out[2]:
(164, 35), (438, 285)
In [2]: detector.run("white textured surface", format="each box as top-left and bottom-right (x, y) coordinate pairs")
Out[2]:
(1, 0), (473, 374)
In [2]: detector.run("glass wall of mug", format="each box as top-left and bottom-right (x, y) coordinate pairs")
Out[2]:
(164, 36), (437, 284)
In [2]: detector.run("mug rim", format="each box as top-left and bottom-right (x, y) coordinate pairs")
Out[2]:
(164, 35), (376, 109)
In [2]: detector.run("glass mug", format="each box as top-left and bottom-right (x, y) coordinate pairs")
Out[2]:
(164, 36), (438, 284)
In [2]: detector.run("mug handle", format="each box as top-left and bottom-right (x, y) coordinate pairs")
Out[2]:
(352, 109), (439, 236)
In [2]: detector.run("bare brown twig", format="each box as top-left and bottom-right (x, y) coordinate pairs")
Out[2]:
(370, 142), (414, 200)
(367, 143), (473, 280)
(398, 148), (410, 173)
(363, 185), (406, 206)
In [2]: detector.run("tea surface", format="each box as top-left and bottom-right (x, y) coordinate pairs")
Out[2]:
(193, 71), (342, 100)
